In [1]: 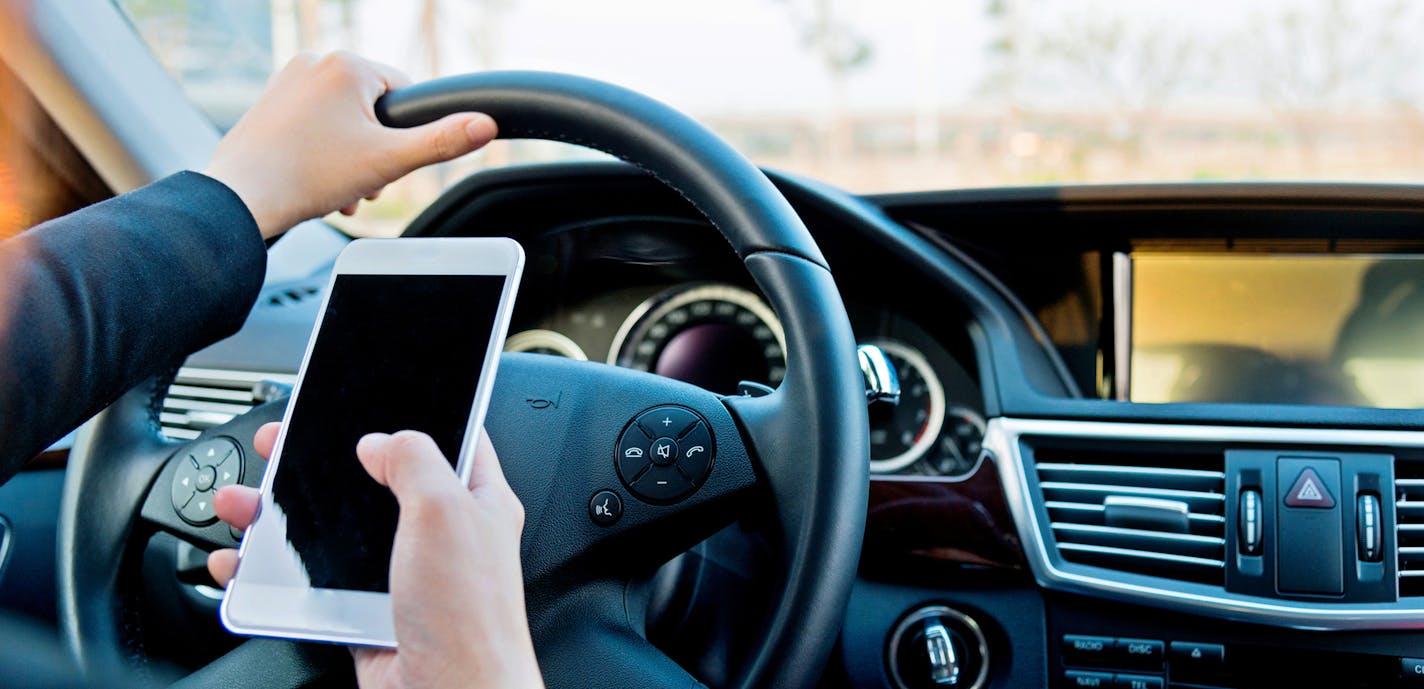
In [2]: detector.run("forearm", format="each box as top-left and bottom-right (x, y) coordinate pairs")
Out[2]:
(0, 171), (266, 478)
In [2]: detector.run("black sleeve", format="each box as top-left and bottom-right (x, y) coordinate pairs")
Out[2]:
(0, 171), (267, 478)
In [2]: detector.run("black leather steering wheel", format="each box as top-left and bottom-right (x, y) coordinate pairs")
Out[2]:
(58, 72), (869, 689)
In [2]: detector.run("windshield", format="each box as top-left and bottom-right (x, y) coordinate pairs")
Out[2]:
(118, 0), (1424, 237)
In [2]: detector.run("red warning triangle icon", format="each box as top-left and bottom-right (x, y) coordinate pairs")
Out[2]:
(1284, 467), (1334, 509)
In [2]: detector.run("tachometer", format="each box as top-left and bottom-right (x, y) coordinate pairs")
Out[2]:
(867, 339), (946, 474)
(610, 284), (785, 395)
(922, 405), (987, 476)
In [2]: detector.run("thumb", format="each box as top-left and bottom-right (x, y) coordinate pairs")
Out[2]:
(356, 431), (464, 506)
(386, 112), (498, 174)
(468, 427), (514, 493)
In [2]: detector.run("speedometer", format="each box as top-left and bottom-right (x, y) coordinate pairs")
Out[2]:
(610, 284), (785, 395)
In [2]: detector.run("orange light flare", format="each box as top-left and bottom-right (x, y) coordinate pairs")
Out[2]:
(0, 160), (24, 239)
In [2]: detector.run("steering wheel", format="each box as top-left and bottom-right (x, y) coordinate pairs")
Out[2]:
(57, 72), (868, 689)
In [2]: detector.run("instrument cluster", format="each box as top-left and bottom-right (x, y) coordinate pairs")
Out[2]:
(506, 281), (984, 477)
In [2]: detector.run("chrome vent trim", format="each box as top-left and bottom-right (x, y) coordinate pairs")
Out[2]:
(986, 417), (1424, 630)
(1035, 455), (1227, 585)
(159, 367), (295, 440)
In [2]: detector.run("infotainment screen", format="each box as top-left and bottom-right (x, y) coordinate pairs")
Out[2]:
(1129, 254), (1424, 408)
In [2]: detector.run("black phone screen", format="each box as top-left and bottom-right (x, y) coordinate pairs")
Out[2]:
(271, 273), (505, 592)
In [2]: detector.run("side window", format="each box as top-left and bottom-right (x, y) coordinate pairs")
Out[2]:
(0, 62), (111, 240)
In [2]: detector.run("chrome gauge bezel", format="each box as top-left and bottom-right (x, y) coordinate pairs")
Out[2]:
(608, 283), (787, 380)
(868, 338), (947, 474)
(505, 329), (589, 360)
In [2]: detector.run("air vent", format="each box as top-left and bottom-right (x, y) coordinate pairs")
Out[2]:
(1034, 448), (1227, 586)
(1395, 460), (1424, 596)
(264, 284), (322, 308)
(159, 367), (295, 440)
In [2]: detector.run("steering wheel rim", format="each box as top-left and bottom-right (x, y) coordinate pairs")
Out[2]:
(60, 71), (869, 689)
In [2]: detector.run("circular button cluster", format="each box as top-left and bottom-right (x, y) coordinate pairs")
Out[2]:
(616, 406), (716, 503)
(171, 437), (243, 525)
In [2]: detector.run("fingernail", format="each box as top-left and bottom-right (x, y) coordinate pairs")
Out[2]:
(357, 432), (391, 452)
(465, 113), (497, 142)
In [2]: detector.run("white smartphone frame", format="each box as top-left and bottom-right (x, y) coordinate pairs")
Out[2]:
(220, 237), (524, 647)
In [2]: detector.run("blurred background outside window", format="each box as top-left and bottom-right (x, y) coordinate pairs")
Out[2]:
(81, 0), (1424, 236)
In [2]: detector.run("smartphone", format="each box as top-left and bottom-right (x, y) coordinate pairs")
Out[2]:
(220, 237), (524, 647)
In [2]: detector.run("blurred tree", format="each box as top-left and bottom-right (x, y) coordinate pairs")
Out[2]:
(1239, 0), (1422, 172)
(772, 0), (874, 162)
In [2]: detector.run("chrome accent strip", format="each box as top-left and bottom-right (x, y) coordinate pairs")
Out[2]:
(1053, 522), (1225, 546)
(1401, 571), (1424, 578)
(1111, 252), (1132, 401)
(1037, 463), (1225, 481)
(984, 416), (1424, 630)
(1057, 542), (1225, 568)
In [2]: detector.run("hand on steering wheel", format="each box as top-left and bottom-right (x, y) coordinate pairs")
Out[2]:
(207, 423), (543, 689)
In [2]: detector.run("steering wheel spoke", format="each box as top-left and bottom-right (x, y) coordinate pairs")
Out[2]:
(530, 578), (707, 689)
(488, 354), (758, 586)
(170, 638), (352, 689)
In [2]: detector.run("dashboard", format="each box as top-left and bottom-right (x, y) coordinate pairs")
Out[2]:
(159, 165), (1424, 689)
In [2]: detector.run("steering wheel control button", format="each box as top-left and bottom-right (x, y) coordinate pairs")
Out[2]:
(636, 407), (699, 439)
(589, 490), (623, 527)
(678, 422), (714, 484)
(617, 406), (716, 503)
(171, 437), (243, 526)
(649, 437), (680, 466)
(633, 465), (694, 503)
(195, 465), (217, 492)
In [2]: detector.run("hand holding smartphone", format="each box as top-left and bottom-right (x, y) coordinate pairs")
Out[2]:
(221, 237), (524, 646)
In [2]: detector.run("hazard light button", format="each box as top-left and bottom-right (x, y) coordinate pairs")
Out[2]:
(1284, 467), (1335, 509)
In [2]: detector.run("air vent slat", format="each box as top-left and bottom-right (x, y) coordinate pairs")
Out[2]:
(1040, 482), (1224, 513)
(1032, 448), (1226, 586)
(1396, 460), (1424, 596)
(1037, 463), (1224, 490)
(1052, 523), (1225, 560)
(1057, 543), (1225, 569)
(159, 367), (293, 441)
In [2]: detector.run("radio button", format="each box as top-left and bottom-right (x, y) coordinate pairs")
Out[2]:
(1062, 635), (1115, 668)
